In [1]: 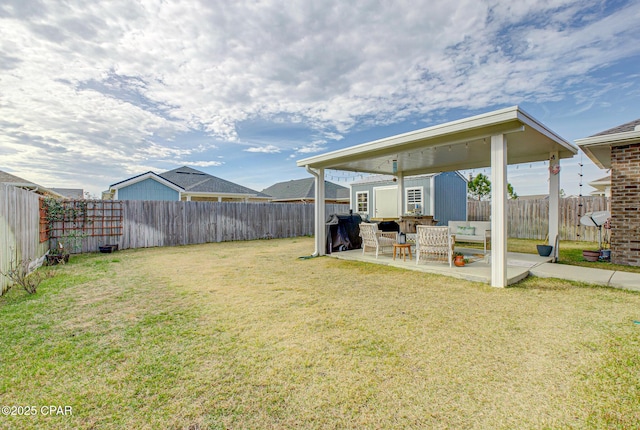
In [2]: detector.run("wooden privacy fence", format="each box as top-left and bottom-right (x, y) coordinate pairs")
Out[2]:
(1, 184), (49, 294)
(54, 201), (348, 253)
(1, 195), (347, 294)
(467, 196), (610, 241)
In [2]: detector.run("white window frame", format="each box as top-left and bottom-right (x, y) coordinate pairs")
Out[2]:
(405, 186), (424, 214)
(355, 191), (369, 215)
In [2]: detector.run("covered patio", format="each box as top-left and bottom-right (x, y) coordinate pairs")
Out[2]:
(297, 106), (578, 287)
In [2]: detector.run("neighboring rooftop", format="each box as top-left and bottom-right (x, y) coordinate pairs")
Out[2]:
(50, 188), (85, 199)
(159, 166), (270, 197)
(0, 169), (66, 197)
(261, 178), (349, 202)
(108, 166), (271, 199)
(592, 118), (640, 136)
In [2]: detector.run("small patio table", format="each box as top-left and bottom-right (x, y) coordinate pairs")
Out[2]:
(393, 243), (412, 261)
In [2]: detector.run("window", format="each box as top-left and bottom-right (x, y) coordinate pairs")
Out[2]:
(406, 187), (423, 214)
(356, 191), (369, 214)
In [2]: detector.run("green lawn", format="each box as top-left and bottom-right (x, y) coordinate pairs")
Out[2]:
(1, 237), (639, 429)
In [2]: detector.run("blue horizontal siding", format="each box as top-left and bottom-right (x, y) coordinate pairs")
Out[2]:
(118, 178), (180, 201)
(434, 172), (467, 225)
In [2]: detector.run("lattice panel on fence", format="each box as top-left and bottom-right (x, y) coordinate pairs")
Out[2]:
(39, 198), (48, 243)
(43, 200), (124, 238)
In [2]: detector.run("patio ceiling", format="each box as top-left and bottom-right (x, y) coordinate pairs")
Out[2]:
(297, 106), (577, 175)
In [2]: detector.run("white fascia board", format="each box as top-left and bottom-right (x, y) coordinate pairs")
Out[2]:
(575, 130), (640, 148)
(110, 172), (183, 193)
(516, 108), (578, 155)
(297, 106), (522, 168)
(297, 106), (575, 168)
(576, 130), (640, 169)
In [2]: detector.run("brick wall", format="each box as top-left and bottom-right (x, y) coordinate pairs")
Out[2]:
(610, 143), (640, 266)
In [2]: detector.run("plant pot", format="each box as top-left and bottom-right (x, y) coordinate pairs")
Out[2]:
(582, 250), (600, 262)
(454, 256), (465, 267)
(99, 244), (118, 253)
(46, 254), (69, 265)
(536, 245), (553, 257)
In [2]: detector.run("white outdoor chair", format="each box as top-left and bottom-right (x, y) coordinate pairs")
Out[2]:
(416, 225), (455, 267)
(359, 223), (397, 258)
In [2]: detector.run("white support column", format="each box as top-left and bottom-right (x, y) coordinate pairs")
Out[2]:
(316, 168), (326, 256)
(548, 151), (560, 262)
(490, 134), (508, 288)
(396, 172), (404, 218)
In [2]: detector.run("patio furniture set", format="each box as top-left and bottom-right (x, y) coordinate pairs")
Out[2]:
(359, 222), (491, 267)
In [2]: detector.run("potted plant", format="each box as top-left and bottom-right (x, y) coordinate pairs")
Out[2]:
(536, 244), (553, 257)
(453, 252), (466, 267)
(46, 241), (69, 265)
(46, 231), (85, 265)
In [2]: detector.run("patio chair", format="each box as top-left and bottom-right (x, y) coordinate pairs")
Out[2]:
(416, 225), (455, 267)
(359, 223), (397, 258)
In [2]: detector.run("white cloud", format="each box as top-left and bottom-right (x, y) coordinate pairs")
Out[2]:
(295, 141), (327, 154)
(244, 145), (281, 153)
(182, 160), (224, 167)
(0, 0), (638, 194)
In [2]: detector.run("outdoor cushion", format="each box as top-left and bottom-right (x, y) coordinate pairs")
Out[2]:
(456, 225), (476, 236)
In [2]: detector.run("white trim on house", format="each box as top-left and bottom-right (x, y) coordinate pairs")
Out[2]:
(576, 129), (640, 169)
(110, 172), (183, 194)
(405, 186), (424, 214)
(354, 190), (369, 215)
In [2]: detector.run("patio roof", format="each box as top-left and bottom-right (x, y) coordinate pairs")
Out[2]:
(297, 106), (576, 175)
(297, 106), (577, 288)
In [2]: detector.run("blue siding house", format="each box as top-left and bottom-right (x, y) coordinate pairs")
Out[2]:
(350, 172), (467, 227)
(106, 166), (271, 202)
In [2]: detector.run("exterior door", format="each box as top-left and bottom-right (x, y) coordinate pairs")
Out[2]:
(374, 186), (398, 219)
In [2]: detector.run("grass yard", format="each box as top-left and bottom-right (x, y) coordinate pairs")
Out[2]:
(1, 237), (640, 429)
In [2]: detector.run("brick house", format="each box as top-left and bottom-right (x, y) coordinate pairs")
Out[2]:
(576, 118), (640, 266)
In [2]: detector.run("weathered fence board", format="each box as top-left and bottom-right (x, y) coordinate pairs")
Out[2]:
(71, 201), (347, 253)
(1, 185), (49, 294)
(468, 197), (610, 241)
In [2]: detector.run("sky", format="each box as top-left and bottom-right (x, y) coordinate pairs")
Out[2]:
(1, 0), (639, 198)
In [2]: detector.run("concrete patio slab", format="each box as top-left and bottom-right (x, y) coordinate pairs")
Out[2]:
(328, 248), (552, 286)
(328, 247), (640, 291)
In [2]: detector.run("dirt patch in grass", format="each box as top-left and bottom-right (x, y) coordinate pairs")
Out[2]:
(1, 237), (639, 429)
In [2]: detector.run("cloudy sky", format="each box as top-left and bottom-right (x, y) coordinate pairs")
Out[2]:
(1, 0), (639, 198)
